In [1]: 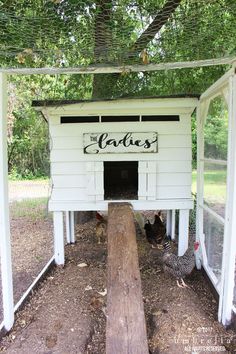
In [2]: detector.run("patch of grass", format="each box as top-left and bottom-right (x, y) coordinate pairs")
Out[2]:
(192, 169), (226, 203)
(10, 198), (51, 220)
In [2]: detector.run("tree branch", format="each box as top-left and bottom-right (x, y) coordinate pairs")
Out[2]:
(131, 0), (182, 55)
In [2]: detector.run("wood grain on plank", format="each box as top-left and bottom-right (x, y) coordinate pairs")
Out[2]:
(106, 202), (149, 354)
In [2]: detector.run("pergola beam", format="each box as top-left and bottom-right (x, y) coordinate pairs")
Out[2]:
(0, 57), (234, 76)
(0, 73), (14, 331)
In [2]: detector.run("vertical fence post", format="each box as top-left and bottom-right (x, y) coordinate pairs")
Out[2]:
(0, 73), (14, 331)
(219, 73), (236, 325)
(196, 101), (207, 270)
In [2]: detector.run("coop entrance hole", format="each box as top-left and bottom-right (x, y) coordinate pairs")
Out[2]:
(104, 161), (138, 200)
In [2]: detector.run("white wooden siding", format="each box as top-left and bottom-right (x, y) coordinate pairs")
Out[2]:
(50, 148), (192, 162)
(51, 134), (191, 150)
(51, 160), (192, 175)
(49, 123), (191, 137)
(52, 175), (86, 188)
(46, 98), (196, 208)
(51, 186), (191, 201)
(156, 186), (191, 199)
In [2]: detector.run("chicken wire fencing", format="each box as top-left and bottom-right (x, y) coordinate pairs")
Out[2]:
(0, 111), (53, 326)
(0, 0), (236, 71)
(201, 95), (229, 291)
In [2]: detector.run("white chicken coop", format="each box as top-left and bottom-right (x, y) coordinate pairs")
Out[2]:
(33, 95), (198, 262)
(1, 67), (236, 334)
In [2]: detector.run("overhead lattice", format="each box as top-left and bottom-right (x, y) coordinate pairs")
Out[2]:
(0, 0), (236, 70)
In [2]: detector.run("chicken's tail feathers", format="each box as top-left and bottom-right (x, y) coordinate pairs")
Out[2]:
(96, 212), (104, 221)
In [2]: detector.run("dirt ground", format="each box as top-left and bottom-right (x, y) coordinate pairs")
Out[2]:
(0, 199), (53, 325)
(0, 217), (236, 354)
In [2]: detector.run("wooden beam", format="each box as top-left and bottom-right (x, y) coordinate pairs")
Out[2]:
(0, 73), (14, 331)
(0, 57), (234, 75)
(106, 203), (149, 354)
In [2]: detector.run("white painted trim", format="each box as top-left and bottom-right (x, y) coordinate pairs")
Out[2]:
(178, 209), (189, 256)
(200, 68), (233, 102)
(203, 264), (220, 293)
(199, 232), (208, 267)
(1, 57), (235, 75)
(0, 73), (14, 331)
(219, 74), (236, 326)
(48, 199), (194, 211)
(201, 158), (227, 166)
(196, 101), (205, 269)
(200, 203), (225, 226)
(42, 98), (198, 116)
(53, 211), (64, 265)
(14, 256), (55, 312)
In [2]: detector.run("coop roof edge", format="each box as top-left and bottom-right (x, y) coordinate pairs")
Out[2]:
(32, 94), (200, 108)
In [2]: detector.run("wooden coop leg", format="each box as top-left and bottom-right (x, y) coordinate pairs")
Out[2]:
(53, 211), (64, 265)
(167, 210), (176, 240)
(106, 203), (149, 354)
(178, 209), (189, 256)
(65, 211), (71, 244)
(171, 209), (176, 240)
(65, 211), (75, 244)
(166, 210), (171, 236)
(69, 211), (75, 243)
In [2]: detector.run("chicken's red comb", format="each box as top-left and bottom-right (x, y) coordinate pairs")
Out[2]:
(194, 241), (200, 251)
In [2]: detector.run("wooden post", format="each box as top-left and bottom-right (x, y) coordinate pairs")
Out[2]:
(0, 73), (14, 331)
(53, 211), (64, 265)
(166, 210), (171, 236)
(219, 73), (236, 325)
(178, 209), (189, 256)
(171, 209), (176, 240)
(106, 203), (149, 354)
(167, 210), (176, 239)
(65, 211), (71, 244)
(70, 211), (75, 243)
(196, 100), (208, 270)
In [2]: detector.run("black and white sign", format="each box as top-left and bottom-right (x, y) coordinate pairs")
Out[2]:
(83, 132), (158, 154)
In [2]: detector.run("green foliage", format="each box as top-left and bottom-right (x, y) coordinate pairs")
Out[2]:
(204, 97), (228, 160)
(3, 1), (234, 177)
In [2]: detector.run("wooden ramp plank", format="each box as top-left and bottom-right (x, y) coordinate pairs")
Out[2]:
(106, 203), (149, 354)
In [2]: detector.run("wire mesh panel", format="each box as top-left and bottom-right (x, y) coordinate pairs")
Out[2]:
(203, 162), (227, 218)
(203, 210), (224, 282)
(9, 183), (53, 307)
(0, 1), (236, 70)
(201, 95), (228, 290)
(204, 97), (228, 161)
(6, 98), (53, 309)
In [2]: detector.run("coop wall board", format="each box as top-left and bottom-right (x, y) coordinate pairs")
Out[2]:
(35, 97), (198, 211)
